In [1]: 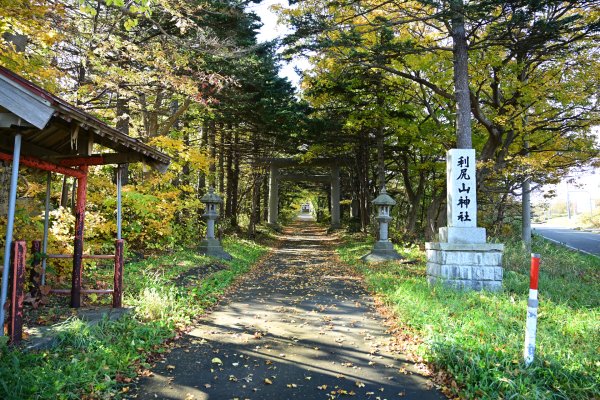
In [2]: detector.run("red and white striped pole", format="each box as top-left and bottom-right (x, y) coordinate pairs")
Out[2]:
(524, 253), (540, 366)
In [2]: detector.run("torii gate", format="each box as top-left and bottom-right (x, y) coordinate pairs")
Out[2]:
(263, 158), (342, 229)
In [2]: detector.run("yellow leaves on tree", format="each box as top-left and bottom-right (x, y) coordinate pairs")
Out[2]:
(149, 136), (210, 173)
(0, 0), (63, 90)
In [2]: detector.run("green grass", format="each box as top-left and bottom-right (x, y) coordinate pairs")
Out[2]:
(338, 234), (599, 399)
(0, 238), (267, 399)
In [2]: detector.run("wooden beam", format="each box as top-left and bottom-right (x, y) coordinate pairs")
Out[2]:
(55, 152), (144, 166)
(0, 133), (61, 159)
(0, 151), (85, 178)
(0, 113), (35, 128)
(280, 173), (332, 183)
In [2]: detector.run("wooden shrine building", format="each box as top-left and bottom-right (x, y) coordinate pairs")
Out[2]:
(0, 66), (170, 343)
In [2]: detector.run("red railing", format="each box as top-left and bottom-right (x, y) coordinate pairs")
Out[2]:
(6, 239), (124, 345)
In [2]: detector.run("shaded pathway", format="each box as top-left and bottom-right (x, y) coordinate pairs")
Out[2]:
(132, 222), (444, 399)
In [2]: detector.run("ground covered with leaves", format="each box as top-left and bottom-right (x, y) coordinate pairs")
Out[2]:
(0, 238), (267, 399)
(130, 222), (443, 400)
(338, 235), (599, 399)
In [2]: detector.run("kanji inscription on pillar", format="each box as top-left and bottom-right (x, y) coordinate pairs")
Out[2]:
(447, 149), (477, 227)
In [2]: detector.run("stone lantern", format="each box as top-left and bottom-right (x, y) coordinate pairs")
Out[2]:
(199, 187), (232, 260)
(361, 188), (403, 262)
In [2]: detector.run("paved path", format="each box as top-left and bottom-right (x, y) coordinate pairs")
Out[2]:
(533, 226), (600, 256)
(131, 222), (444, 400)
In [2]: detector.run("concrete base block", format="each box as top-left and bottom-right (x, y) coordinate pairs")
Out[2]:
(199, 238), (232, 261)
(439, 226), (487, 244)
(425, 242), (504, 292)
(361, 241), (404, 263)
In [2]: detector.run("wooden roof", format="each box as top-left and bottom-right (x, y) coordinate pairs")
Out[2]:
(0, 66), (170, 172)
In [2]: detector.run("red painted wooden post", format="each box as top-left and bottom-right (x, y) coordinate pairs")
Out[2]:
(113, 239), (124, 308)
(71, 166), (88, 308)
(9, 241), (26, 345)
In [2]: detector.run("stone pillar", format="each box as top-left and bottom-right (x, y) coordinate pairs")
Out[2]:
(439, 149), (486, 243)
(268, 164), (279, 227)
(379, 217), (388, 241)
(350, 198), (359, 219)
(330, 165), (341, 228)
(206, 215), (215, 239)
(426, 149), (504, 291)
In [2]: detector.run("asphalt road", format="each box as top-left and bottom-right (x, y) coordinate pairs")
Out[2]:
(533, 226), (600, 256)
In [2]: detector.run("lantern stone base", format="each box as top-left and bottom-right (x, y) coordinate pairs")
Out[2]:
(199, 238), (232, 261)
(361, 241), (403, 263)
(267, 223), (282, 232)
(425, 242), (504, 291)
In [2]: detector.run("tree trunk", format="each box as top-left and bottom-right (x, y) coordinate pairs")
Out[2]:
(177, 102), (191, 187)
(522, 131), (532, 250)
(231, 130), (240, 228)
(158, 99), (191, 137)
(60, 175), (69, 208)
(115, 95), (130, 185)
(218, 124), (225, 194)
(425, 188), (446, 240)
(398, 153), (425, 235)
(376, 126), (385, 191)
(262, 174), (269, 222)
(146, 89), (164, 138)
(450, 0), (472, 149)
(70, 178), (77, 213)
(197, 122), (208, 197)
(0, 161), (10, 215)
(350, 167), (361, 220)
(225, 128), (233, 220)
(356, 134), (370, 232)
(522, 177), (532, 250)
(495, 192), (510, 229)
(208, 120), (216, 188)
(248, 145), (261, 239)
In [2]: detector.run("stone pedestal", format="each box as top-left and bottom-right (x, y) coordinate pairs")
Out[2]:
(426, 149), (504, 291)
(361, 240), (403, 263)
(426, 242), (504, 291)
(199, 237), (232, 261)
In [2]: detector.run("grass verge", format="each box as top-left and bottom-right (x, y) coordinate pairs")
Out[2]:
(0, 238), (267, 399)
(338, 234), (599, 399)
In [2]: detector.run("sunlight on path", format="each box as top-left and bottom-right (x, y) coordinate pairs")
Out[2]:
(131, 222), (444, 400)
(296, 211), (315, 222)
